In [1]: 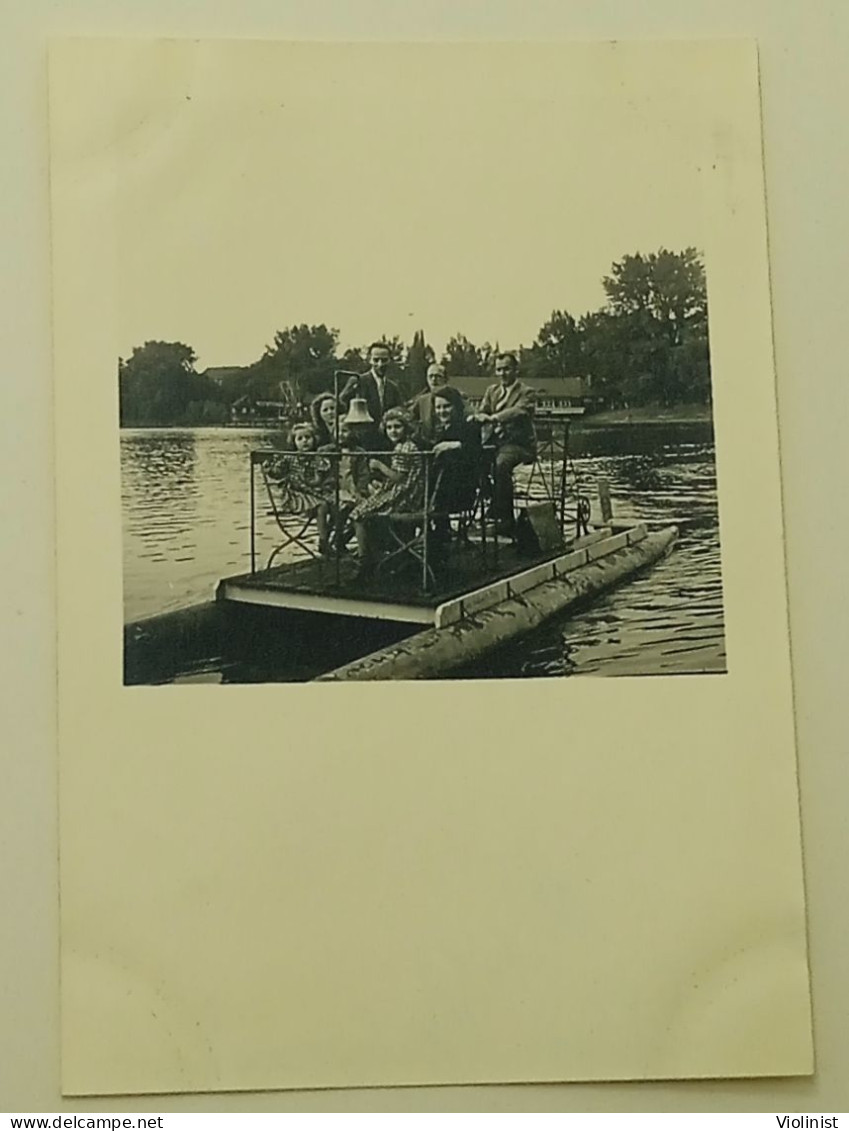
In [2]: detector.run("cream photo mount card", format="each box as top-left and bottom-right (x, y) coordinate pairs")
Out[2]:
(51, 38), (812, 1095)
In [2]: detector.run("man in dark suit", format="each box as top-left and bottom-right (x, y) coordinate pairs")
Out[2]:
(471, 351), (536, 533)
(339, 343), (404, 433)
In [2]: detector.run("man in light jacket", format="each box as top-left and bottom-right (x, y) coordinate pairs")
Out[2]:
(471, 352), (536, 533)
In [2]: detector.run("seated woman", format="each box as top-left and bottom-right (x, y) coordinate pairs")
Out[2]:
(309, 391), (339, 448)
(407, 362), (466, 445)
(266, 421), (334, 553)
(349, 408), (426, 580)
(426, 386), (482, 539)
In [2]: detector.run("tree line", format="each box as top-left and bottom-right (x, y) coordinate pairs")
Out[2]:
(118, 247), (710, 427)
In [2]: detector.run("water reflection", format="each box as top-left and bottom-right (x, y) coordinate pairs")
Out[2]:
(121, 427), (284, 621)
(121, 423), (726, 678)
(456, 428), (726, 679)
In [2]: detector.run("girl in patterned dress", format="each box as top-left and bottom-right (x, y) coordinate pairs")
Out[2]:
(266, 422), (334, 551)
(350, 409), (426, 579)
(316, 421), (371, 555)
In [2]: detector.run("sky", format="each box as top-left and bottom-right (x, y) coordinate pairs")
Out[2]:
(106, 40), (716, 369)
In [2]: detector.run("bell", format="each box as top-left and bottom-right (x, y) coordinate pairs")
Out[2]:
(342, 397), (374, 426)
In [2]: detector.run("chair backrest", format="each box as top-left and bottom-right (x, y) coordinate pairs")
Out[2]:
(446, 444), (494, 518)
(259, 458), (287, 527)
(260, 454), (323, 524)
(390, 459), (445, 522)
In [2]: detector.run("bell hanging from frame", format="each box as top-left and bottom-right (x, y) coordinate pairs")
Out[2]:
(342, 397), (374, 426)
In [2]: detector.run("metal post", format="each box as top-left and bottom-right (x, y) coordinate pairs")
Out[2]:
(334, 370), (341, 447)
(333, 371), (342, 588)
(332, 368), (362, 590)
(599, 477), (613, 524)
(548, 418), (557, 502)
(422, 454), (430, 593)
(558, 419), (570, 540)
(491, 447), (500, 568)
(480, 459), (488, 565)
(334, 452), (341, 588)
(250, 452), (256, 574)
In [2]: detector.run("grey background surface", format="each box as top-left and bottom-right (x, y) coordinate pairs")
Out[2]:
(2, 1), (846, 1113)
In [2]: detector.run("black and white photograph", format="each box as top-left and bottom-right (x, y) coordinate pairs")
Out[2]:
(49, 38), (813, 1098)
(120, 43), (725, 685)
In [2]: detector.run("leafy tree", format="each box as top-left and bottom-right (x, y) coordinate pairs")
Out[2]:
(597, 248), (711, 406)
(578, 311), (615, 402)
(216, 369), (249, 406)
(184, 400), (230, 425)
(579, 310), (643, 409)
(524, 310), (584, 382)
(119, 340), (204, 426)
(119, 246), (712, 424)
(603, 248), (708, 346)
(668, 330), (712, 404)
(538, 311), (583, 377)
(403, 330), (435, 395)
(442, 333), (483, 376)
(478, 341), (497, 377)
(338, 346), (367, 374)
(247, 323), (340, 405)
(199, 400), (229, 425)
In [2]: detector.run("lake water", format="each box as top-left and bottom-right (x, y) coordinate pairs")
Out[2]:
(121, 424), (726, 680)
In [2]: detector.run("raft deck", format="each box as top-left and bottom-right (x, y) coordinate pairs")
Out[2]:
(218, 523), (650, 629)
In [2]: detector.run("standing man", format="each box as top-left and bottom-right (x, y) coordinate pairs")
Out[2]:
(472, 351), (536, 534)
(339, 342), (403, 429)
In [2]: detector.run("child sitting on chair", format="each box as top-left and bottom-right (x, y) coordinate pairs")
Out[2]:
(317, 420), (372, 554)
(267, 421), (335, 553)
(350, 408), (425, 580)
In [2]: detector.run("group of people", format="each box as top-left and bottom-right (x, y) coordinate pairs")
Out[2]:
(268, 342), (537, 580)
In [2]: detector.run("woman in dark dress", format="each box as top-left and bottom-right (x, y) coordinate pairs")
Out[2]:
(407, 362), (467, 445)
(310, 392), (339, 448)
(426, 386), (482, 535)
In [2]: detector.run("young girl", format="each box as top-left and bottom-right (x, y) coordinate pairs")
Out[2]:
(267, 421), (334, 552)
(315, 420), (371, 555)
(350, 408), (425, 578)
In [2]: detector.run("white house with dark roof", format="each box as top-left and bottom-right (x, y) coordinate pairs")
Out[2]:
(449, 375), (589, 416)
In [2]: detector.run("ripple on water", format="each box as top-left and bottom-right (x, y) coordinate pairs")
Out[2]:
(121, 425), (727, 677)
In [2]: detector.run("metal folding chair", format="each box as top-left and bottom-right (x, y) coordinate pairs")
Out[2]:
(259, 454), (325, 569)
(375, 462), (447, 593)
(512, 416), (591, 543)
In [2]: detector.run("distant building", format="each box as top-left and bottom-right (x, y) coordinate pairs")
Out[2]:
(450, 375), (592, 416)
(202, 365), (247, 386)
(230, 395), (289, 424)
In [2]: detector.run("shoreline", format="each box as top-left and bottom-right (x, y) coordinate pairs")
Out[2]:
(119, 404), (715, 432)
(579, 404), (713, 427)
